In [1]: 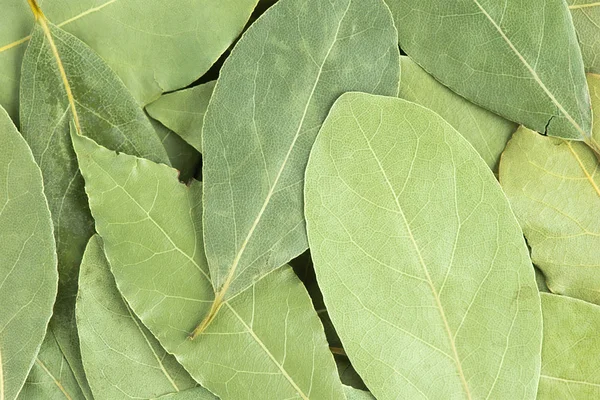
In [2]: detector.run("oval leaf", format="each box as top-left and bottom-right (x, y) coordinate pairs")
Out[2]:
(539, 293), (600, 399)
(305, 93), (543, 399)
(77, 235), (198, 399)
(71, 134), (345, 400)
(0, 0), (258, 120)
(0, 106), (58, 400)
(390, 0), (592, 142)
(201, 0), (400, 331)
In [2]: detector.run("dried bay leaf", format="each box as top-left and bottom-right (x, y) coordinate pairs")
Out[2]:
(151, 119), (201, 182)
(499, 126), (600, 304)
(200, 0), (400, 336)
(389, 0), (593, 146)
(156, 387), (217, 400)
(538, 293), (600, 399)
(17, 331), (86, 400)
(71, 133), (345, 400)
(344, 386), (374, 400)
(0, 106), (58, 400)
(305, 93), (543, 399)
(76, 235), (198, 400)
(147, 81), (215, 153)
(398, 56), (517, 172)
(0, 0), (258, 121)
(19, 4), (172, 397)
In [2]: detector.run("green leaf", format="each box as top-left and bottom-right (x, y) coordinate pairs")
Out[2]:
(568, 1), (600, 73)
(151, 119), (201, 182)
(155, 387), (217, 400)
(305, 93), (543, 399)
(200, 0), (400, 334)
(147, 81), (216, 153)
(499, 125), (600, 304)
(343, 386), (374, 400)
(71, 133), (345, 400)
(390, 0), (592, 144)
(398, 56), (517, 172)
(77, 235), (198, 399)
(18, 330), (86, 400)
(0, 0), (258, 122)
(535, 267), (550, 294)
(0, 106), (58, 400)
(538, 293), (600, 399)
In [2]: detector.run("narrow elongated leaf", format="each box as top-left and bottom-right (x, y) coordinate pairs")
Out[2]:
(390, 0), (592, 144)
(499, 125), (600, 304)
(18, 331), (86, 400)
(77, 235), (197, 399)
(305, 93), (543, 399)
(538, 293), (600, 399)
(147, 82), (216, 153)
(568, 1), (600, 73)
(201, 0), (400, 333)
(72, 134), (345, 400)
(0, 106), (57, 400)
(19, 6), (172, 394)
(0, 0), (258, 121)
(398, 56), (517, 172)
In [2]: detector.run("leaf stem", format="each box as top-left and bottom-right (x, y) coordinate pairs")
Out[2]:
(188, 293), (224, 340)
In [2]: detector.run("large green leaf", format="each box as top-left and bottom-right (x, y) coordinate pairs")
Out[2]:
(18, 330), (86, 400)
(0, 0), (258, 122)
(201, 0), (400, 335)
(19, 7), (174, 395)
(305, 93), (543, 399)
(398, 56), (517, 172)
(538, 293), (600, 399)
(568, 1), (600, 73)
(390, 0), (593, 145)
(0, 106), (58, 400)
(499, 125), (600, 304)
(77, 235), (198, 399)
(72, 133), (345, 400)
(147, 81), (215, 153)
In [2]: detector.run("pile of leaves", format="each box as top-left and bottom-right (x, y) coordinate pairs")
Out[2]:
(2, 0), (600, 399)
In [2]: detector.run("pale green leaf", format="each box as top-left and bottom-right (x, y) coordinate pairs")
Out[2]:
(390, 0), (592, 143)
(398, 56), (517, 172)
(499, 125), (600, 304)
(151, 119), (201, 182)
(77, 235), (198, 399)
(155, 387), (217, 400)
(343, 386), (374, 400)
(305, 93), (543, 399)
(0, 0), (258, 121)
(147, 81), (215, 153)
(71, 134), (345, 400)
(568, 1), (600, 73)
(18, 330), (86, 400)
(19, 14), (172, 398)
(538, 293), (600, 399)
(0, 106), (58, 400)
(201, 0), (401, 330)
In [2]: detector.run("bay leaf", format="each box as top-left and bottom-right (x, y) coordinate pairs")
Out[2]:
(147, 81), (215, 153)
(19, 6), (172, 397)
(538, 293), (600, 399)
(499, 125), (600, 304)
(305, 93), (543, 399)
(151, 119), (201, 182)
(344, 386), (374, 400)
(71, 133), (345, 400)
(200, 0), (400, 335)
(568, 1), (600, 73)
(0, 0), (258, 121)
(77, 235), (198, 399)
(389, 0), (593, 145)
(155, 387), (217, 400)
(398, 56), (517, 172)
(17, 331), (86, 400)
(0, 106), (58, 400)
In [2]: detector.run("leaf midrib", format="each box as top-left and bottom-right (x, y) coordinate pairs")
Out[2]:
(212, 0), (353, 300)
(569, 2), (600, 10)
(471, 0), (589, 141)
(35, 358), (73, 400)
(350, 105), (472, 400)
(0, 0), (118, 54)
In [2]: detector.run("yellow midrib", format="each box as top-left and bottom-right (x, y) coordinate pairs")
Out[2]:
(566, 142), (600, 197)
(0, 0), (118, 54)
(569, 2), (600, 10)
(35, 358), (73, 400)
